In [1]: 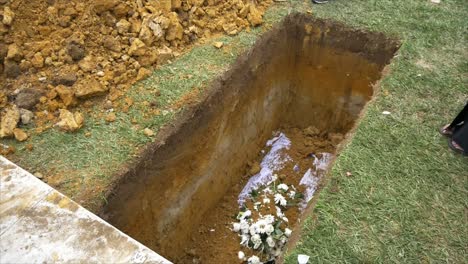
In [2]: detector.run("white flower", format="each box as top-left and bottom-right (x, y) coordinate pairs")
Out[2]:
(249, 224), (258, 236)
(256, 219), (268, 234)
(264, 214), (275, 224)
(274, 193), (287, 206)
(278, 183), (289, 192)
(240, 220), (249, 234)
(262, 197), (271, 204)
(272, 248), (282, 257)
(280, 236), (287, 244)
(251, 234), (262, 249)
(284, 228), (292, 237)
(271, 174), (278, 182)
(248, 255), (262, 264)
(282, 216), (289, 223)
(238, 251), (245, 260)
(276, 206), (284, 217)
(240, 234), (250, 246)
(233, 222), (241, 232)
(263, 187), (272, 194)
(240, 210), (252, 220)
(266, 236), (275, 248)
(265, 224), (274, 235)
(288, 190), (296, 198)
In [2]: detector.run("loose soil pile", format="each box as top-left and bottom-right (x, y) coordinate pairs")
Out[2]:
(0, 0), (271, 144)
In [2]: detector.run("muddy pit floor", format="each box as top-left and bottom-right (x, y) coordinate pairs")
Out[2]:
(176, 127), (339, 264)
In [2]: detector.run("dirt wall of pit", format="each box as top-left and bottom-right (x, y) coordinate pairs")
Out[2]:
(101, 13), (400, 261)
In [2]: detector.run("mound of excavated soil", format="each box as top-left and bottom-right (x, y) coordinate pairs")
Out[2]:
(0, 0), (271, 143)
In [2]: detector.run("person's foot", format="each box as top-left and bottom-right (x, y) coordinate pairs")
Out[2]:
(439, 124), (453, 137)
(448, 139), (466, 155)
(312, 0), (329, 3)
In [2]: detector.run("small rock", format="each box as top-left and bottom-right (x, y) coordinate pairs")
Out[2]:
(67, 42), (85, 61)
(15, 88), (43, 110)
(35, 172), (44, 179)
(103, 36), (121, 52)
(55, 109), (84, 132)
(116, 19), (131, 34)
(55, 85), (76, 107)
(222, 23), (238, 35)
(2, 6), (15, 26)
(6, 44), (23, 62)
(19, 108), (34, 125)
(136, 67), (151, 81)
(143, 128), (155, 137)
(26, 144), (33, 151)
(128, 38), (146, 56)
(94, 0), (119, 14)
(213, 42), (223, 49)
(103, 100), (113, 110)
(4, 60), (21, 78)
(165, 12), (184, 41)
(13, 128), (28, 141)
(113, 3), (131, 18)
(304, 126), (320, 137)
(78, 56), (96, 72)
(52, 73), (77, 86)
(0, 106), (20, 138)
(31, 52), (44, 68)
(74, 78), (109, 98)
(157, 46), (173, 64)
(105, 112), (116, 122)
(139, 23), (155, 46)
(19, 60), (32, 72)
(247, 5), (263, 27)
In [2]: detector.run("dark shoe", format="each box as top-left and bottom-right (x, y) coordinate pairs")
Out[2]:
(448, 139), (467, 156)
(312, 0), (329, 3)
(439, 124), (453, 137)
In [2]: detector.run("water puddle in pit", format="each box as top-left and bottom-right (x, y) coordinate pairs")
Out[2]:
(100, 13), (400, 264)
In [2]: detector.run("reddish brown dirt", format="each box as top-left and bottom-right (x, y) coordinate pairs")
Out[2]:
(176, 127), (338, 264)
(0, 0), (272, 140)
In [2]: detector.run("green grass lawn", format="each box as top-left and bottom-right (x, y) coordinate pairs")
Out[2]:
(284, 0), (468, 263)
(4, 0), (467, 262)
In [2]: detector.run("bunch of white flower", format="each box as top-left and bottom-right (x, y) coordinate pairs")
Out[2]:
(232, 179), (301, 263)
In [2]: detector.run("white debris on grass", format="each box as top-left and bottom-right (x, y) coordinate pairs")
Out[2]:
(298, 254), (310, 264)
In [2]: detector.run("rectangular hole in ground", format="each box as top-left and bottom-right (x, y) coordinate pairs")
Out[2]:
(101, 13), (400, 264)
